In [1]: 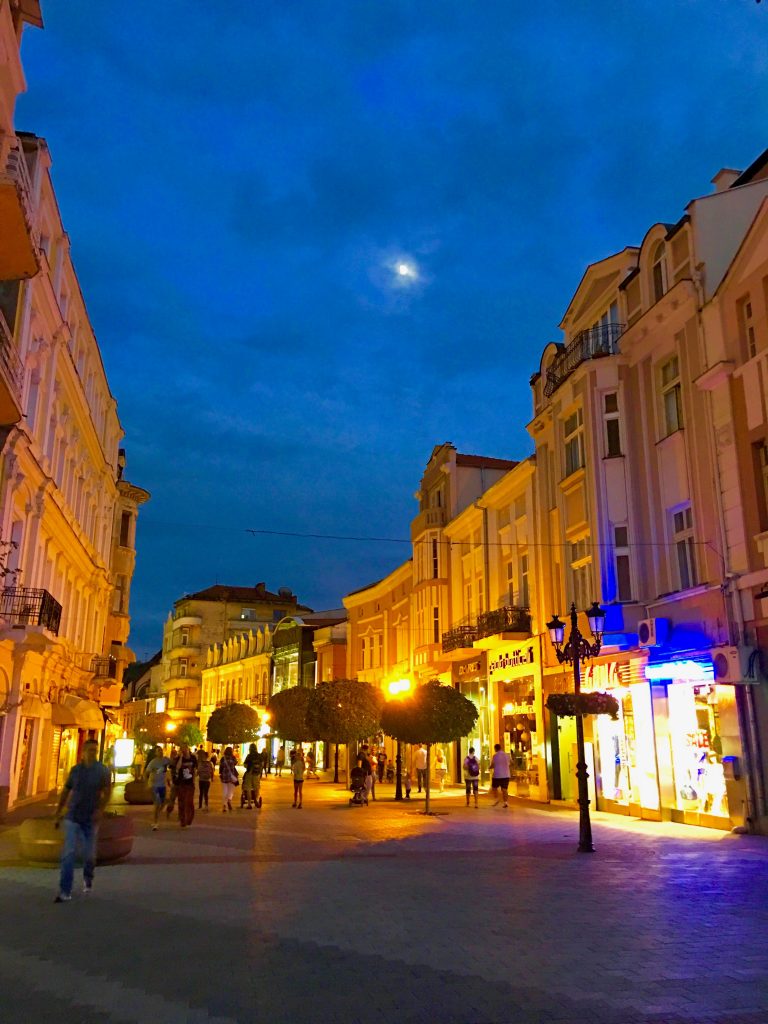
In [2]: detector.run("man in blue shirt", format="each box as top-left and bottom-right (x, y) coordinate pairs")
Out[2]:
(53, 738), (112, 902)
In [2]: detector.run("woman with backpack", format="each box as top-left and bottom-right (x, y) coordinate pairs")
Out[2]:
(463, 746), (480, 808)
(219, 746), (239, 813)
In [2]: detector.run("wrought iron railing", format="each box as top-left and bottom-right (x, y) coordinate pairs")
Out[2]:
(544, 323), (624, 398)
(0, 587), (62, 634)
(476, 605), (531, 639)
(441, 621), (478, 653)
(0, 309), (22, 400)
(91, 656), (117, 679)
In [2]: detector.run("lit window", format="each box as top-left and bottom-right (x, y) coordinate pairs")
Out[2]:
(756, 442), (768, 530)
(519, 553), (530, 608)
(660, 356), (683, 436)
(603, 392), (622, 458)
(672, 507), (697, 591)
(432, 538), (439, 579)
(563, 408), (585, 477)
(433, 607), (440, 644)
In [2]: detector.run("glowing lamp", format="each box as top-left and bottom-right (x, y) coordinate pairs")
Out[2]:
(113, 738), (135, 769)
(165, 721), (177, 733)
(388, 678), (412, 697)
(586, 602), (606, 639)
(546, 614), (565, 647)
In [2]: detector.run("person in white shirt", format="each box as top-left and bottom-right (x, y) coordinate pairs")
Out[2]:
(490, 743), (511, 808)
(414, 744), (428, 792)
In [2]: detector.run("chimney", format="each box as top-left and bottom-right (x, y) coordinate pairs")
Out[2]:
(711, 168), (742, 193)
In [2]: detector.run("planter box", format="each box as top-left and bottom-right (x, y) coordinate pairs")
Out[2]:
(123, 780), (154, 805)
(18, 815), (136, 864)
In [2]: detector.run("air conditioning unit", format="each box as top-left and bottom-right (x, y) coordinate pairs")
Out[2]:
(712, 646), (756, 684)
(638, 618), (669, 647)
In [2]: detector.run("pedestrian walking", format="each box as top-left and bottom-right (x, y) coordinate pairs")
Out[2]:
(242, 743), (263, 808)
(490, 743), (511, 809)
(463, 746), (480, 808)
(53, 738), (112, 902)
(404, 764), (412, 799)
(376, 749), (386, 784)
(306, 749), (319, 779)
(414, 743), (428, 792)
(292, 748), (305, 808)
(172, 742), (197, 827)
(144, 744), (171, 830)
(276, 745), (286, 777)
(219, 746), (239, 812)
(359, 744), (374, 802)
(197, 749), (213, 810)
(435, 747), (448, 792)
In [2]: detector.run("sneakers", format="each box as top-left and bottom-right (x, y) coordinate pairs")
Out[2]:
(151, 824), (158, 831)
(54, 894), (72, 903)
(83, 883), (92, 895)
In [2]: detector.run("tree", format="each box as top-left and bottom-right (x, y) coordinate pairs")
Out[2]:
(133, 712), (173, 748)
(308, 679), (383, 782)
(266, 687), (316, 743)
(206, 702), (260, 745)
(381, 681), (478, 814)
(174, 722), (204, 748)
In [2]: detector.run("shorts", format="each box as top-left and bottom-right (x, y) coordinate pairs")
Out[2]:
(464, 778), (479, 794)
(152, 785), (166, 804)
(492, 777), (510, 790)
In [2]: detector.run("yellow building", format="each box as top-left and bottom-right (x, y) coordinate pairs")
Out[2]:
(0, 4), (147, 814)
(200, 626), (274, 741)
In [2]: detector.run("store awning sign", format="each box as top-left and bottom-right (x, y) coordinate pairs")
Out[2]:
(645, 658), (714, 684)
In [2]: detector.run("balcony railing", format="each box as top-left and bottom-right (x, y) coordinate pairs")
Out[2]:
(91, 656), (117, 680)
(0, 309), (23, 400)
(544, 323), (624, 398)
(442, 622), (478, 654)
(476, 605), (531, 639)
(0, 587), (62, 635)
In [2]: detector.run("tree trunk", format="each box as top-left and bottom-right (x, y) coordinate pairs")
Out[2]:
(333, 743), (339, 784)
(424, 744), (431, 815)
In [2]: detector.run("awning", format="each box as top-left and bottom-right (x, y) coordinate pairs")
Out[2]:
(62, 694), (104, 730)
(51, 702), (79, 728)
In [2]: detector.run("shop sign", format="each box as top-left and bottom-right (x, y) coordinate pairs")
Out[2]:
(458, 660), (482, 676)
(581, 661), (627, 692)
(452, 658), (484, 684)
(645, 658), (714, 684)
(488, 645), (536, 682)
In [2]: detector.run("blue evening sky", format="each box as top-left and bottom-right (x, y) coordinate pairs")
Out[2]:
(15, 1), (768, 657)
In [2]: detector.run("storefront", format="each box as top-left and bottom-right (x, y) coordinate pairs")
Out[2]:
(487, 638), (545, 800)
(581, 658), (660, 819)
(645, 656), (747, 830)
(453, 655), (490, 785)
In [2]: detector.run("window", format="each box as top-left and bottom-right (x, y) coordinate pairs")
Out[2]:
(433, 607), (440, 645)
(506, 561), (515, 605)
(570, 537), (593, 611)
(465, 580), (473, 620)
(660, 356), (683, 436)
(432, 538), (439, 579)
(756, 442), (768, 528)
(563, 408), (585, 477)
(376, 633), (383, 668)
(672, 506), (698, 591)
(603, 392), (622, 458)
(359, 637), (366, 671)
(613, 526), (632, 602)
(651, 242), (667, 303)
(738, 296), (757, 361)
(180, 628), (189, 646)
(518, 553), (530, 608)
(112, 574), (128, 614)
(179, 658), (188, 678)
(119, 511), (131, 547)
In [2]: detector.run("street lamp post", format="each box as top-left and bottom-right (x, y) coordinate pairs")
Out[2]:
(545, 601), (606, 854)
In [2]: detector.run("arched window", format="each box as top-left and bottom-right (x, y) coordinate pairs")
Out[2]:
(651, 242), (667, 303)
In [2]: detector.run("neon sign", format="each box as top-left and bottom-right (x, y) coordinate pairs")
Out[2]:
(644, 659), (714, 683)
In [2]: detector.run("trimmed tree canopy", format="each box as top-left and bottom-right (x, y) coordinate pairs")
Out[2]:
(206, 702), (260, 745)
(308, 679), (383, 742)
(266, 687), (315, 742)
(174, 722), (204, 747)
(133, 712), (173, 746)
(381, 680), (478, 746)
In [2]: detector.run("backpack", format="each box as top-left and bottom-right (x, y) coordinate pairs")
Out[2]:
(466, 755), (479, 778)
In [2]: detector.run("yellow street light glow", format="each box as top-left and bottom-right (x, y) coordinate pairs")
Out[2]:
(387, 678), (412, 697)
(262, 712), (271, 723)
(165, 721), (177, 733)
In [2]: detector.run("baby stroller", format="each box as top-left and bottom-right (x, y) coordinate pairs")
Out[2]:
(385, 762), (395, 783)
(349, 765), (368, 806)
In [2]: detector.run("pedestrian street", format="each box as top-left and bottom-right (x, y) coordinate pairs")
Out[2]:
(0, 777), (766, 1024)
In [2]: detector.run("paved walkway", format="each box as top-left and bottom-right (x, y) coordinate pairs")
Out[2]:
(0, 775), (766, 1024)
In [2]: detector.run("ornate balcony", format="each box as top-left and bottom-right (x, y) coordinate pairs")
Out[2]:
(410, 506), (446, 541)
(0, 587), (62, 635)
(0, 305), (23, 425)
(0, 134), (39, 280)
(91, 656), (117, 680)
(544, 323), (624, 399)
(442, 622), (478, 654)
(476, 605), (531, 640)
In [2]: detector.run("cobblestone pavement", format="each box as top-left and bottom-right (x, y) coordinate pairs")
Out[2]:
(1, 776), (767, 1024)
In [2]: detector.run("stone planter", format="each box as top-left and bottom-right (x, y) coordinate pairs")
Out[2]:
(18, 814), (135, 864)
(123, 779), (154, 804)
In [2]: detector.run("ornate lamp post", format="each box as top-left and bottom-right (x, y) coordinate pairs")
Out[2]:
(545, 601), (606, 854)
(387, 678), (412, 801)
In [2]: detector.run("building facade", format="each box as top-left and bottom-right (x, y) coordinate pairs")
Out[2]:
(0, 2), (147, 814)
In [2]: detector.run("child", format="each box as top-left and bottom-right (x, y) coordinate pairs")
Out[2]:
(404, 765), (412, 799)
